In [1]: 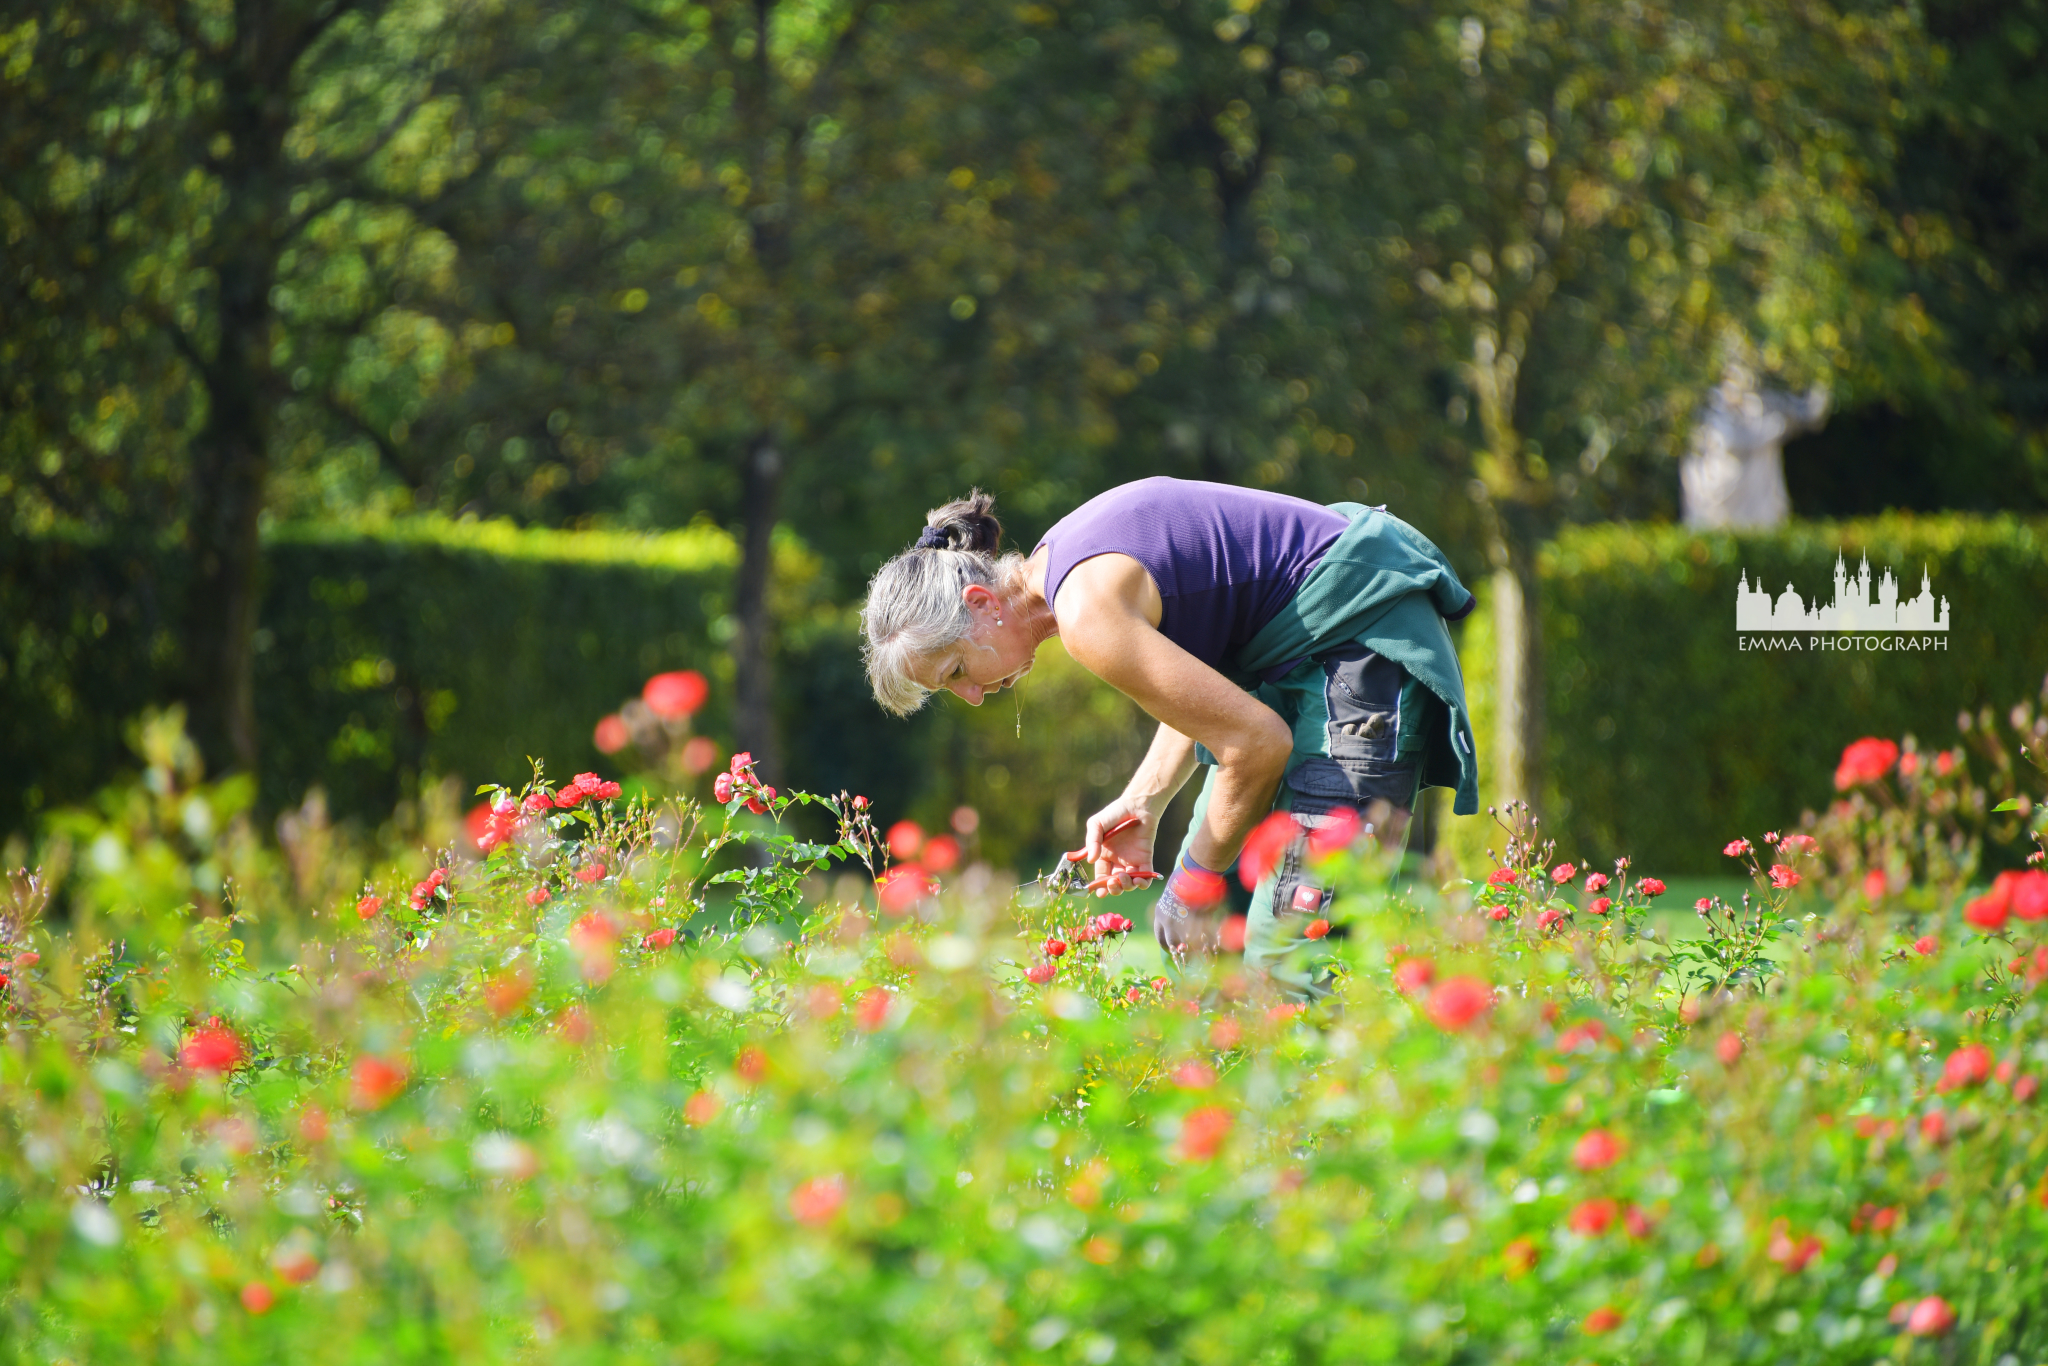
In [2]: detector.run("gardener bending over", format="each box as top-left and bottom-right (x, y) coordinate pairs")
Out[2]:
(860, 478), (1478, 997)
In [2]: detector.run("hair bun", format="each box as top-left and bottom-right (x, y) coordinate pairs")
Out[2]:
(922, 489), (1003, 555)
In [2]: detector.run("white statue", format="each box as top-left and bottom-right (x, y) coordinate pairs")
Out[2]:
(1680, 358), (1829, 529)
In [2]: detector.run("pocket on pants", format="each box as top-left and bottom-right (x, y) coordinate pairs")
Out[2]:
(1320, 645), (1406, 764)
(1270, 758), (1418, 918)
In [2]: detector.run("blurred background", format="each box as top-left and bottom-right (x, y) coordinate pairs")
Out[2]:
(4, 0), (2045, 881)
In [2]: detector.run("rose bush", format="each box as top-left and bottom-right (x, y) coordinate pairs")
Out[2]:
(1, 709), (2046, 1363)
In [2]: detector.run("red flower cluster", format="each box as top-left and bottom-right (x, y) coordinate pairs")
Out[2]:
(1723, 838), (1752, 857)
(474, 794), (522, 852)
(712, 753), (776, 814)
(1835, 736), (1901, 790)
(1767, 1219), (1823, 1273)
(553, 771), (623, 809)
(179, 1018), (244, 1074)
(1964, 869), (2048, 930)
(410, 866), (448, 911)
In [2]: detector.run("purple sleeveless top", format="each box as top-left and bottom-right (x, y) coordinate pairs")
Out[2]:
(1036, 478), (1348, 672)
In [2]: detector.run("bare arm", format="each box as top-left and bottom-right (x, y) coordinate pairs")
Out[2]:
(1057, 554), (1293, 886)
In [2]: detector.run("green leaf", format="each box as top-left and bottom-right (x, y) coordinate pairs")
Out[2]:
(1993, 797), (2021, 812)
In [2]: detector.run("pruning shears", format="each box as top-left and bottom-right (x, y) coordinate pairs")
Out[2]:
(1042, 814), (1164, 896)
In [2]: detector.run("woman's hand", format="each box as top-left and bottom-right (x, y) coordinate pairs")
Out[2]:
(1078, 799), (1156, 895)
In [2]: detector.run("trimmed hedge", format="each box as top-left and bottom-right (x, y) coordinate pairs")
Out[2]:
(1459, 515), (2048, 875)
(2, 518), (796, 839)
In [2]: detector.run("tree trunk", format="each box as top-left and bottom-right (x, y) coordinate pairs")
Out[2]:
(733, 432), (783, 779)
(1490, 538), (1544, 813)
(186, 19), (291, 777)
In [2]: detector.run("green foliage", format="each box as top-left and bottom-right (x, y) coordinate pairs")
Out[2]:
(5, 716), (2048, 1361)
(1465, 514), (2048, 874)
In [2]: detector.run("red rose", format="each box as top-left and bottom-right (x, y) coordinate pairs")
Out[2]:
(2013, 870), (2048, 921)
(886, 820), (925, 860)
(1304, 918), (1331, 940)
(593, 714), (630, 755)
(1487, 867), (1520, 887)
(180, 1019), (244, 1074)
(1307, 805), (1362, 860)
(523, 791), (553, 813)
(919, 834), (960, 872)
(526, 886), (550, 907)
(240, 1282), (275, 1315)
(1572, 1128), (1622, 1172)
(851, 794), (869, 810)
(356, 894), (383, 920)
(1638, 877), (1666, 897)
(1587, 897), (1612, 916)
(1025, 962), (1057, 984)
(1582, 1306), (1622, 1335)
(1219, 914), (1249, 951)
(1426, 976), (1493, 1031)
(1913, 935), (1936, 955)
(877, 866), (933, 916)
(1835, 736), (1901, 789)
(1964, 881), (2010, 931)
(350, 1055), (408, 1110)
(575, 862), (605, 883)
(734, 1046), (769, 1083)
(1583, 872), (1609, 893)
(713, 772), (735, 803)
(1238, 812), (1301, 889)
(1551, 862), (1576, 884)
(1568, 1197), (1617, 1236)
(554, 786), (583, 809)
(1723, 838), (1752, 857)
(593, 780), (623, 801)
(1178, 1105), (1234, 1160)
(1171, 1061), (1217, 1090)
(789, 1174), (847, 1226)
(1716, 1032), (1743, 1066)
(1623, 1203), (1655, 1239)
(1905, 1296), (1956, 1337)
(728, 751), (754, 776)
(683, 1090), (721, 1125)
(1769, 864), (1801, 890)
(1942, 1044), (1992, 1089)
(745, 795), (768, 815)
(1535, 909), (1564, 932)
(855, 988), (893, 1031)
(1094, 913), (1133, 935)
(642, 669), (709, 719)
(1392, 958), (1434, 994)
(642, 927), (677, 950)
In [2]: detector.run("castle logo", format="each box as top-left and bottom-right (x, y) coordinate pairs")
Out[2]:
(1736, 552), (1949, 650)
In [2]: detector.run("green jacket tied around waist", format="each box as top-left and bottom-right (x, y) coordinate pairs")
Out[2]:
(1225, 501), (1481, 816)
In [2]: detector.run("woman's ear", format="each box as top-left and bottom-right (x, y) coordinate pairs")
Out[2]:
(961, 583), (999, 613)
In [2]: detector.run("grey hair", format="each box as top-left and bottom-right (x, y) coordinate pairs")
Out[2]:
(862, 490), (1030, 716)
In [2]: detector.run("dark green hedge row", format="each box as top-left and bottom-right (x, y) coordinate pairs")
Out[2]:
(3, 518), (945, 842)
(1493, 514), (2048, 874)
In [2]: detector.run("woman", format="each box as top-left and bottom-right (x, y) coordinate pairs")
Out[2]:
(862, 477), (1478, 997)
